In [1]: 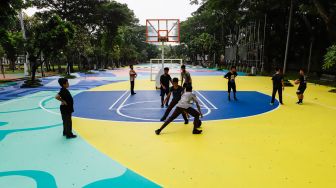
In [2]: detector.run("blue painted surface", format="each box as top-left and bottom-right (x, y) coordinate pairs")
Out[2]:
(0, 170), (57, 188)
(0, 80), (122, 101)
(84, 169), (161, 188)
(0, 91), (159, 187)
(77, 71), (116, 78)
(0, 122), (8, 127)
(73, 90), (279, 122)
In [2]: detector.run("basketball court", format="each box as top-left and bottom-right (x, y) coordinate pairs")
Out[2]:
(0, 18), (336, 188)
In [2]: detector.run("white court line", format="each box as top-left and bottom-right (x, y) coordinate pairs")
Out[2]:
(108, 90), (129, 110)
(115, 95), (212, 121)
(195, 90), (218, 109)
(196, 93), (211, 117)
(39, 96), (61, 116)
(118, 107), (212, 110)
(283, 93), (336, 110)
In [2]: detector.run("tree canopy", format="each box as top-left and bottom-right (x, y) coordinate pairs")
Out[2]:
(179, 0), (336, 73)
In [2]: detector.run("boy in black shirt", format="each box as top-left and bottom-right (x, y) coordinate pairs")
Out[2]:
(294, 69), (307, 105)
(271, 68), (284, 105)
(224, 66), (238, 101)
(160, 67), (172, 107)
(181, 65), (192, 88)
(160, 78), (188, 123)
(55, 78), (77, 139)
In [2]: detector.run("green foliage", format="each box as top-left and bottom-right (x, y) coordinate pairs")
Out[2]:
(323, 45), (336, 70)
(27, 15), (75, 62)
(2, 31), (24, 64)
(184, 0), (336, 72)
(0, 0), (24, 32)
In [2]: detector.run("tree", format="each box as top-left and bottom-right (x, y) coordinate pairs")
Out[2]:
(323, 45), (336, 70)
(2, 31), (24, 71)
(186, 0), (336, 74)
(0, 45), (5, 78)
(22, 15), (75, 87)
(0, 0), (24, 42)
(0, 0), (25, 72)
(191, 33), (216, 67)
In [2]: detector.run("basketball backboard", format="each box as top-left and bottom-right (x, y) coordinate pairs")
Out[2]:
(146, 19), (180, 43)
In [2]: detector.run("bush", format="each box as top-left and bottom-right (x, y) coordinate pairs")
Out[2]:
(61, 73), (77, 79)
(323, 45), (336, 70)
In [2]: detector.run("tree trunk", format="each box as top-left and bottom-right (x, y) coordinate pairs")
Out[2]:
(11, 60), (15, 72)
(1, 58), (5, 78)
(58, 59), (62, 73)
(31, 62), (37, 82)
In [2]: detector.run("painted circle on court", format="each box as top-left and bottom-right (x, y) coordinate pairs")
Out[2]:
(72, 90), (279, 122)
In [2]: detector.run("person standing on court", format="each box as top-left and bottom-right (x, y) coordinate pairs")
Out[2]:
(55, 78), (77, 139)
(270, 67), (284, 105)
(224, 66), (238, 101)
(181, 65), (192, 88)
(129, 65), (137, 95)
(160, 67), (172, 107)
(294, 68), (307, 105)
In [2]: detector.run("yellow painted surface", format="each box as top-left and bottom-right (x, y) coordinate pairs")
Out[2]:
(74, 76), (336, 188)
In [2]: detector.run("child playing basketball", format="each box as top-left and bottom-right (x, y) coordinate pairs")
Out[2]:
(294, 69), (307, 105)
(129, 65), (137, 95)
(160, 78), (188, 124)
(155, 85), (203, 135)
(271, 67), (284, 105)
(181, 65), (192, 88)
(224, 66), (238, 101)
(160, 67), (172, 107)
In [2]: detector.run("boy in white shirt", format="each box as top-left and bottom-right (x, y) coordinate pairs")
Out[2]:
(155, 85), (203, 135)
(129, 65), (137, 95)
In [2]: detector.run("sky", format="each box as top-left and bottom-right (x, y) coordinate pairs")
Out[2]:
(24, 0), (200, 25)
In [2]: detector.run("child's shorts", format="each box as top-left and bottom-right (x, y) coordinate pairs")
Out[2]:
(296, 85), (306, 94)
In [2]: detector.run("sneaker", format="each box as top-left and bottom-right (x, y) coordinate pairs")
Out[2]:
(131, 93), (136, 95)
(280, 102), (284, 105)
(296, 101), (302, 105)
(155, 129), (161, 135)
(160, 118), (165, 122)
(165, 104), (169, 108)
(192, 129), (202, 134)
(184, 120), (189, 124)
(161, 104), (164, 108)
(196, 120), (202, 128)
(66, 134), (77, 139)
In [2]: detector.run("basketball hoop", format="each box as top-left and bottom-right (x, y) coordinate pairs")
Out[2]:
(158, 36), (169, 42)
(146, 19), (180, 43)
